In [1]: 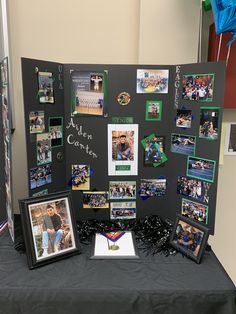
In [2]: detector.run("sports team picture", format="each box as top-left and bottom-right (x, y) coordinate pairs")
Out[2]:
(140, 179), (166, 197)
(71, 165), (90, 191)
(136, 69), (169, 93)
(83, 192), (109, 209)
(181, 198), (208, 224)
(199, 107), (219, 140)
(171, 134), (196, 156)
(30, 165), (52, 190)
(110, 202), (136, 220)
(71, 70), (108, 116)
(109, 181), (136, 199)
(187, 156), (216, 183)
(182, 74), (214, 101)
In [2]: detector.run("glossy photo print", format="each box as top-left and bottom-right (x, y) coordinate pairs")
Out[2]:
(181, 198), (208, 224)
(29, 164), (52, 190)
(29, 111), (45, 134)
(141, 134), (167, 167)
(108, 124), (138, 176)
(136, 69), (169, 94)
(199, 107), (220, 140)
(71, 165), (90, 191)
(182, 74), (214, 101)
(36, 133), (52, 166)
(37, 71), (54, 104)
(187, 156), (216, 183)
(110, 202), (136, 220)
(176, 109), (192, 128)
(71, 70), (108, 117)
(49, 117), (63, 147)
(109, 181), (136, 200)
(145, 100), (162, 121)
(171, 133), (196, 156)
(83, 192), (109, 209)
(140, 179), (166, 197)
(170, 215), (209, 264)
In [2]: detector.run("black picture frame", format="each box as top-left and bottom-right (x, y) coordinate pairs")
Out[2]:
(19, 190), (81, 269)
(169, 214), (209, 264)
(90, 231), (139, 260)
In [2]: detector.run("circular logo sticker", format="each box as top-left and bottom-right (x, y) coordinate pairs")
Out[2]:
(117, 92), (131, 106)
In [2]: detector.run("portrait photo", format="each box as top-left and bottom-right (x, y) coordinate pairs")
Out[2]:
(176, 109), (192, 128)
(71, 165), (90, 191)
(145, 100), (162, 121)
(19, 191), (80, 269)
(109, 181), (136, 200)
(187, 156), (216, 183)
(29, 111), (45, 134)
(182, 74), (214, 101)
(136, 69), (169, 93)
(199, 107), (220, 140)
(71, 70), (108, 117)
(170, 215), (209, 263)
(37, 71), (54, 104)
(108, 124), (138, 176)
(177, 176), (211, 204)
(171, 133), (196, 156)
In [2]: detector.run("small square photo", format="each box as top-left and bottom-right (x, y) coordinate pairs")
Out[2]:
(145, 100), (162, 121)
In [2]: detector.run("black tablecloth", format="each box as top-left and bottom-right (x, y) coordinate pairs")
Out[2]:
(0, 230), (235, 314)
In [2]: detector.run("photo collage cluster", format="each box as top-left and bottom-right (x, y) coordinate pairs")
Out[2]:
(0, 58), (14, 239)
(29, 70), (63, 196)
(70, 69), (169, 220)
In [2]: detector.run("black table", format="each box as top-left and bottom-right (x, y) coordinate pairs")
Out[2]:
(0, 230), (235, 314)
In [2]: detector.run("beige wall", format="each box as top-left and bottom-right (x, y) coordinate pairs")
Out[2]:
(7, 0), (236, 285)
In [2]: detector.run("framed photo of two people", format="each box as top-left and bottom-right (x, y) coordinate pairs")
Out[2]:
(19, 191), (80, 269)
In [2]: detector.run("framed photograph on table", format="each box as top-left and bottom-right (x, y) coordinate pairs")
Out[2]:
(19, 191), (80, 269)
(170, 214), (209, 264)
(90, 231), (139, 259)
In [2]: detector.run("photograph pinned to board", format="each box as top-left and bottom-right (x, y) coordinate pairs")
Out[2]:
(110, 201), (136, 220)
(176, 109), (192, 128)
(37, 71), (54, 104)
(182, 73), (214, 101)
(48, 116), (63, 147)
(108, 124), (138, 176)
(19, 191), (80, 269)
(224, 122), (236, 155)
(109, 181), (136, 200)
(139, 179), (166, 197)
(36, 133), (52, 166)
(169, 214), (209, 264)
(29, 164), (52, 190)
(187, 156), (216, 183)
(177, 176), (211, 204)
(83, 191), (109, 209)
(199, 107), (220, 140)
(71, 165), (90, 191)
(29, 111), (45, 134)
(145, 100), (162, 121)
(71, 70), (108, 117)
(170, 133), (196, 156)
(90, 231), (139, 259)
(141, 133), (167, 167)
(181, 198), (208, 224)
(136, 69), (169, 94)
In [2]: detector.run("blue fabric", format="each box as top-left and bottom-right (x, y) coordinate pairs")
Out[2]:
(211, 0), (236, 44)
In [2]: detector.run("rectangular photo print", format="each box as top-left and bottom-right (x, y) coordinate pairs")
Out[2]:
(170, 214), (209, 264)
(109, 181), (136, 200)
(90, 231), (139, 259)
(145, 100), (162, 121)
(140, 179), (166, 197)
(110, 202), (136, 220)
(38, 71), (54, 104)
(182, 74), (214, 101)
(177, 176), (211, 203)
(181, 198), (208, 224)
(71, 70), (108, 117)
(19, 191), (80, 269)
(83, 191), (109, 209)
(49, 116), (63, 147)
(29, 164), (52, 190)
(29, 111), (45, 134)
(136, 69), (169, 94)
(108, 124), (138, 176)
(171, 133), (196, 156)
(71, 165), (90, 191)
(176, 109), (192, 128)
(36, 133), (52, 165)
(199, 107), (220, 140)
(142, 134), (167, 167)
(187, 156), (216, 183)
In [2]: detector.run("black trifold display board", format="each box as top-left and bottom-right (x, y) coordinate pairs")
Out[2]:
(21, 58), (226, 235)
